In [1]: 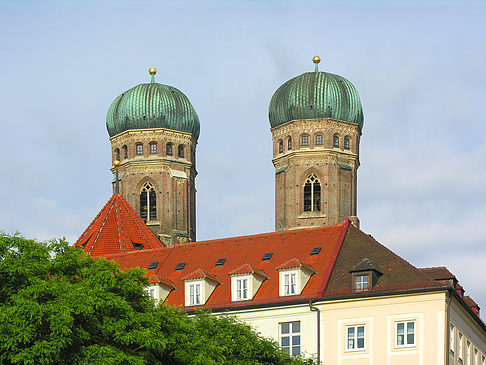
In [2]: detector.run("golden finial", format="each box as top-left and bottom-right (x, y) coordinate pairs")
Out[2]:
(149, 67), (157, 75)
(313, 56), (321, 64)
(114, 160), (120, 167)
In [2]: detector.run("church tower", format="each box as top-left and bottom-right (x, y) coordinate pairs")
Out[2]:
(269, 57), (363, 231)
(106, 68), (199, 246)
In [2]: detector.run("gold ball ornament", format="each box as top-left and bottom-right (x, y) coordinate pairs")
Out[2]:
(149, 67), (157, 75)
(114, 160), (120, 167)
(313, 56), (321, 64)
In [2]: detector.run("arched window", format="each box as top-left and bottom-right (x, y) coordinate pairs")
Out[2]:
(344, 137), (350, 150)
(115, 148), (120, 160)
(150, 142), (157, 155)
(301, 135), (309, 147)
(122, 145), (128, 159)
(278, 140), (283, 154)
(166, 143), (173, 156)
(288, 137), (292, 150)
(178, 145), (184, 158)
(304, 174), (321, 212)
(315, 135), (323, 146)
(140, 182), (156, 221)
(136, 143), (143, 156)
(333, 135), (340, 148)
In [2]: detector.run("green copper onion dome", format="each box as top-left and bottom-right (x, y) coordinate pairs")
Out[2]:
(269, 58), (363, 131)
(106, 68), (200, 140)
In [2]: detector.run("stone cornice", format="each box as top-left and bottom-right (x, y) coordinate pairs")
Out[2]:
(271, 118), (361, 138)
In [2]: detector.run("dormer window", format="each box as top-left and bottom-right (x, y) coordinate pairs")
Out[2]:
(182, 269), (221, 307)
(229, 264), (268, 302)
(277, 259), (316, 297)
(350, 258), (382, 292)
(147, 275), (176, 304)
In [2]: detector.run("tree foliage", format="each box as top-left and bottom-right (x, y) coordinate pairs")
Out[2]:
(0, 233), (316, 365)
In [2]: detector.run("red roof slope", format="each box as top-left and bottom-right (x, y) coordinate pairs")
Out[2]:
(103, 221), (348, 311)
(74, 194), (165, 257)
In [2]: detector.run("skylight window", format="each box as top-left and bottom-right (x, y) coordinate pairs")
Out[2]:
(215, 258), (226, 267)
(310, 247), (321, 256)
(148, 262), (159, 270)
(175, 262), (186, 271)
(262, 252), (273, 261)
(132, 240), (143, 250)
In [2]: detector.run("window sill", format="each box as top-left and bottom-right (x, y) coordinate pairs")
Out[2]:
(298, 212), (326, 219)
(395, 344), (416, 349)
(146, 220), (160, 226)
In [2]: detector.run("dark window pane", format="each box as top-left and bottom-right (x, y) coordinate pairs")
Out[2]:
(166, 143), (172, 156)
(136, 144), (143, 155)
(292, 322), (300, 333)
(178, 145), (184, 158)
(150, 144), (157, 154)
(313, 182), (321, 211)
(281, 336), (290, 346)
(279, 141), (283, 153)
(140, 191), (147, 219)
(316, 135), (323, 145)
(304, 183), (312, 211)
(281, 323), (290, 334)
(344, 137), (350, 150)
(288, 137), (292, 150)
(149, 189), (156, 220)
(333, 135), (339, 148)
(292, 346), (301, 356)
(292, 336), (300, 346)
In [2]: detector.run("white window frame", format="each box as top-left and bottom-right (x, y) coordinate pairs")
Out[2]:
(284, 272), (297, 295)
(459, 332), (463, 360)
(279, 321), (301, 356)
(187, 282), (201, 306)
(450, 324), (455, 352)
(346, 325), (366, 351)
(355, 274), (369, 291)
(236, 278), (248, 300)
(395, 320), (416, 347)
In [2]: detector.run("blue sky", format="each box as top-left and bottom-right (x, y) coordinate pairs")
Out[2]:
(1, 0), (486, 311)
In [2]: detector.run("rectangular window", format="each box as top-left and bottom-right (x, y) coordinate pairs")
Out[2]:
(450, 324), (454, 352)
(150, 143), (157, 154)
(482, 355), (485, 365)
(236, 278), (248, 300)
(189, 283), (201, 305)
(284, 273), (296, 295)
(280, 321), (300, 356)
(355, 274), (369, 290)
(466, 341), (471, 365)
(396, 321), (415, 347)
(315, 134), (323, 146)
(474, 349), (478, 365)
(301, 135), (309, 147)
(136, 144), (143, 155)
(346, 325), (365, 351)
(459, 333), (463, 359)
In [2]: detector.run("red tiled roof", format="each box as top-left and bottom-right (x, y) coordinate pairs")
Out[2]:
(464, 296), (479, 308)
(102, 221), (349, 311)
(74, 194), (165, 257)
(276, 258), (316, 274)
(182, 269), (221, 283)
(149, 274), (176, 289)
(228, 264), (268, 278)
